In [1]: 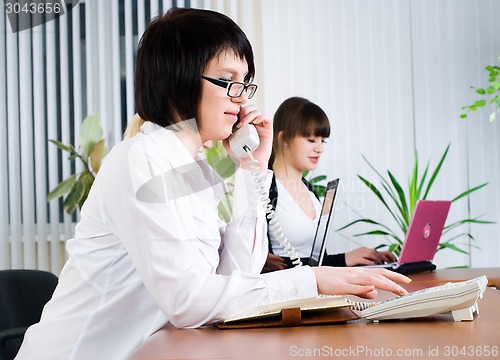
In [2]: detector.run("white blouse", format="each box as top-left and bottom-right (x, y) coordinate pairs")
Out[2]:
(269, 178), (322, 257)
(16, 123), (317, 360)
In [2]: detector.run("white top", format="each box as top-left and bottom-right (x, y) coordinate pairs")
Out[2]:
(16, 123), (317, 360)
(269, 179), (322, 257)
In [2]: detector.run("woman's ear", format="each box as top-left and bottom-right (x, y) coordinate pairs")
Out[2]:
(277, 131), (286, 146)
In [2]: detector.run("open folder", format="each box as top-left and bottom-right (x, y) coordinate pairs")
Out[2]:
(216, 296), (359, 329)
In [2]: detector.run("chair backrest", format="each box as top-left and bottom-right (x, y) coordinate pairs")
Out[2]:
(0, 270), (58, 360)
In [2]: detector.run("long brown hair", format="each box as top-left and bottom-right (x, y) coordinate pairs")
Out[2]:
(270, 97), (330, 166)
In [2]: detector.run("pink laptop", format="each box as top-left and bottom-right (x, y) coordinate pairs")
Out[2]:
(365, 200), (451, 274)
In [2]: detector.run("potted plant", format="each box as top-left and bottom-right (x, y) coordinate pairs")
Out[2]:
(460, 56), (500, 122)
(47, 114), (107, 214)
(337, 144), (494, 256)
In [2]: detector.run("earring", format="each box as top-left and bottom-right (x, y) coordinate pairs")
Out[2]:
(283, 143), (288, 150)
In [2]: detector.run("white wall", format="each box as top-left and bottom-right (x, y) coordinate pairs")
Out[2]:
(252, 0), (500, 268)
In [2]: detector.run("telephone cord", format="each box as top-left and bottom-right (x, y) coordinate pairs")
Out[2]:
(244, 148), (302, 267)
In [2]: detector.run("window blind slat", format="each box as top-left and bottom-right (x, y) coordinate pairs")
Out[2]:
(7, 31), (22, 268)
(0, 10), (10, 268)
(45, 20), (62, 274)
(19, 30), (36, 268)
(33, 28), (49, 271)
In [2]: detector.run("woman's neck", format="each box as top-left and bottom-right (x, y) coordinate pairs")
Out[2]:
(172, 120), (203, 158)
(272, 156), (303, 181)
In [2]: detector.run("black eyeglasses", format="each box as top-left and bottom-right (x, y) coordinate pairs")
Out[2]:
(201, 75), (258, 99)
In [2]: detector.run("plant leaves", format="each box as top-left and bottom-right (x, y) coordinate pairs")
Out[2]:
(217, 193), (233, 223)
(308, 175), (327, 184)
(78, 171), (95, 210)
(422, 144), (449, 199)
(47, 174), (77, 202)
(90, 139), (107, 174)
(80, 113), (104, 158)
(63, 177), (86, 214)
(451, 182), (488, 202)
(212, 157), (236, 179)
(388, 170), (409, 224)
(49, 139), (76, 153)
(436, 242), (469, 254)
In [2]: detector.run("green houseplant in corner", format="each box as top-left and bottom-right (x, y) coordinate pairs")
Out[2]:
(460, 56), (500, 122)
(337, 144), (493, 256)
(47, 114), (107, 215)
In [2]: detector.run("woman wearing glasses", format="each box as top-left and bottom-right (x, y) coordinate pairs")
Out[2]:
(263, 97), (397, 273)
(16, 8), (409, 360)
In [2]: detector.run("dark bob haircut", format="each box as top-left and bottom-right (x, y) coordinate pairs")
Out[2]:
(270, 97), (331, 165)
(135, 8), (255, 128)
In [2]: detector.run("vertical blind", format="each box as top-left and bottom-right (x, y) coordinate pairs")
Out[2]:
(0, 0), (257, 274)
(1, 0), (499, 273)
(1, 0), (179, 273)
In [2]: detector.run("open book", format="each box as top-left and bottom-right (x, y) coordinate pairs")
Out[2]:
(217, 295), (359, 329)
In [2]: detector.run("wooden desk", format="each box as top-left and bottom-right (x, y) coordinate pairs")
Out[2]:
(411, 267), (500, 288)
(129, 269), (500, 360)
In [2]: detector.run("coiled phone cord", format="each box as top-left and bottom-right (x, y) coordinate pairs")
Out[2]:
(244, 147), (302, 267)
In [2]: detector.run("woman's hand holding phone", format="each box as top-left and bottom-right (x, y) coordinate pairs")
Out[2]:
(223, 105), (273, 171)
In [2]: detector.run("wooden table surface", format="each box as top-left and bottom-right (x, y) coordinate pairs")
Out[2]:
(129, 268), (500, 360)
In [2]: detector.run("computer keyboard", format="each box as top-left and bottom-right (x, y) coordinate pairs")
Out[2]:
(349, 276), (488, 322)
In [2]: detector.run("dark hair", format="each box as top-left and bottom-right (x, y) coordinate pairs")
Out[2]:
(135, 8), (255, 128)
(270, 97), (331, 165)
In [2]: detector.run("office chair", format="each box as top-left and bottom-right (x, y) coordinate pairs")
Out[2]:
(0, 269), (58, 360)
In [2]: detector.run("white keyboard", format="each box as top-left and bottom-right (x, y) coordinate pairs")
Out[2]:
(355, 276), (488, 322)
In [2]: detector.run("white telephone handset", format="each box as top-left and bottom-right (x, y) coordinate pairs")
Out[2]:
(228, 123), (260, 158)
(228, 123), (302, 266)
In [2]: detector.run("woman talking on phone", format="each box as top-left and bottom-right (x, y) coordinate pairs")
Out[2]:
(16, 9), (409, 360)
(263, 97), (397, 273)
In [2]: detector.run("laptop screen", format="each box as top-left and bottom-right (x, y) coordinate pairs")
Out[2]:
(308, 179), (340, 266)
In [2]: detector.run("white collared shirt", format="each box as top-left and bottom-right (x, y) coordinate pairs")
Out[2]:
(16, 123), (317, 360)
(269, 178), (322, 257)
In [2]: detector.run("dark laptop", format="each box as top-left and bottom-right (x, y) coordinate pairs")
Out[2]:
(308, 179), (341, 266)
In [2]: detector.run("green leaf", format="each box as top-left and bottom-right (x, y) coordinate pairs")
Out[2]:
(78, 171), (95, 209)
(312, 185), (326, 198)
(358, 174), (407, 234)
(416, 161), (430, 205)
(486, 86), (496, 94)
(63, 177), (86, 214)
(80, 113), (104, 158)
(90, 139), (107, 174)
(387, 170), (409, 224)
(309, 175), (327, 184)
(451, 182), (488, 202)
(490, 112), (496, 122)
(49, 139), (76, 153)
(336, 218), (402, 242)
(408, 150), (418, 213)
(422, 144), (449, 199)
(436, 242), (468, 254)
(212, 157), (236, 179)
(205, 141), (225, 166)
(475, 88), (486, 95)
(217, 194), (233, 223)
(352, 230), (403, 244)
(388, 243), (402, 255)
(473, 99), (486, 107)
(47, 174), (77, 202)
